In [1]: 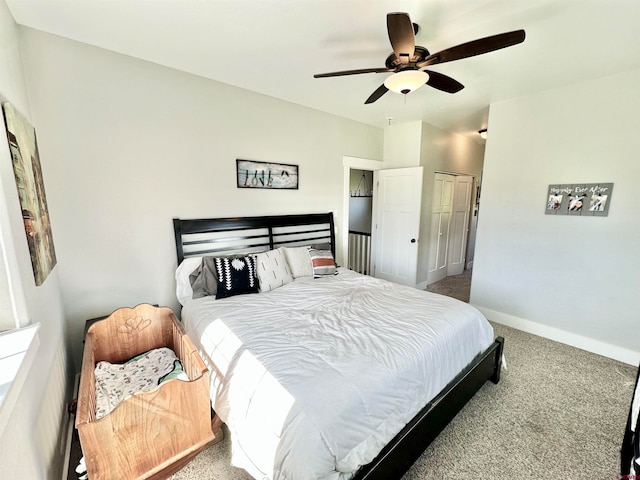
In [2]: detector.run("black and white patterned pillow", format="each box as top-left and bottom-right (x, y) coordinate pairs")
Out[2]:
(214, 256), (259, 298)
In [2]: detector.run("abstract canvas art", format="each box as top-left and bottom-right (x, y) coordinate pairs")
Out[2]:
(2, 102), (57, 286)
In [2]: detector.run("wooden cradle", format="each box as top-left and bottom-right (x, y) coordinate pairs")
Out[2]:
(76, 304), (215, 480)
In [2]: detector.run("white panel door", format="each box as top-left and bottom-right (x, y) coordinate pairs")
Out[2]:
(427, 173), (454, 284)
(447, 175), (473, 276)
(372, 167), (423, 286)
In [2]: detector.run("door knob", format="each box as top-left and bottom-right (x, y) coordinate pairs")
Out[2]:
(410, 238), (416, 243)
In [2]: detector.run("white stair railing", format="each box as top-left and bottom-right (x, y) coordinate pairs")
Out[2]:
(348, 231), (371, 275)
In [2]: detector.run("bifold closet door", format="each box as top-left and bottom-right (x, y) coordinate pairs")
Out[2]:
(427, 173), (454, 285)
(447, 175), (473, 276)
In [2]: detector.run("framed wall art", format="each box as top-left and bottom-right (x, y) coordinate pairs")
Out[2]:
(2, 101), (57, 285)
(545, 183), (613, 217)
(236, 159), (298, 190)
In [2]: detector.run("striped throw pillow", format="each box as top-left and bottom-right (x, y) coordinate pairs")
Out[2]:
(309, 249), (337, 278)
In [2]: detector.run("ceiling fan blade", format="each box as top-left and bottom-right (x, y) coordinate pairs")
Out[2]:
(418, 29), (525, 68)
(387, 12), (415, 65)
(314, 68), (391, 78)
(423, 70), (464, 93)
(365, 84), (389, 104)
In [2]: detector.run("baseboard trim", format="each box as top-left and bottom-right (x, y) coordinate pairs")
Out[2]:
(61, 373), (80, 480)
(476, 307), (640, 366)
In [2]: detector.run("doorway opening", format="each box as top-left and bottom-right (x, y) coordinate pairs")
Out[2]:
(348, 169), (373, 275)
(425, 172), (480, 301)
(343, 159), (423, 287)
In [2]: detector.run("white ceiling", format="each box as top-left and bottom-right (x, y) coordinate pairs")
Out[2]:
(6, 0), (640, 140)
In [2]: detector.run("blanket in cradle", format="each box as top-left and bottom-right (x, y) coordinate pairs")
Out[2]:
(95, 347), (188, 419)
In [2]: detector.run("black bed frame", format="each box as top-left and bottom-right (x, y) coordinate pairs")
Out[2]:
(174, 212), (336, 264)
(173, 212), (504, 480)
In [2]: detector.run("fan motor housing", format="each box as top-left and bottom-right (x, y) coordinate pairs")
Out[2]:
(385, 46), (430, 70)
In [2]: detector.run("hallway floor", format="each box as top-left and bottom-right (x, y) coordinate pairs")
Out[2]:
(425, 269), (472, 303)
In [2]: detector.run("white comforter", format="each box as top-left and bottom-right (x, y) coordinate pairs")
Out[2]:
(181, 268), (494, 480)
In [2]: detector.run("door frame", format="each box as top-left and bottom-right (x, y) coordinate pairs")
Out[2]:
(416, 170), (479, 289)
(426, 170), (476, 284)
(342, 156), (383, 268)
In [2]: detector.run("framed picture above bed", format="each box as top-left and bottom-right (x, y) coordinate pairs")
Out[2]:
(236, 159), (299, 190)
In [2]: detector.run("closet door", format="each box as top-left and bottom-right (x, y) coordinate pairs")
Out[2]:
(427, 173), (454, 284)
(447, 175), (473, 276)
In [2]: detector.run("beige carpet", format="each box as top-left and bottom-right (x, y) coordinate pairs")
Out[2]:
(167, 269), (637, 480)
(426, 269), (472, 303)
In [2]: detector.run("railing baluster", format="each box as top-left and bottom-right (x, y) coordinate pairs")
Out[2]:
(348, 231), (371, 276)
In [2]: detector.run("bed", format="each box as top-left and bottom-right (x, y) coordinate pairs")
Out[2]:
(173, 212), (504, 480)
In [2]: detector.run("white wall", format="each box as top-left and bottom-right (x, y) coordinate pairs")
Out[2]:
(472, 68), (640, 364)
(18, 27), (384, 369)
(0, 1), (70, 478)
(382, 121), (422, 167)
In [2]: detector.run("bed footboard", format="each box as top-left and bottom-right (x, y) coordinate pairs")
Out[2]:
(353, 336), (504, 480)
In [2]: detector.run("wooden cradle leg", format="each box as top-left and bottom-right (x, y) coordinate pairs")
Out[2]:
(212, 413), (224, 444)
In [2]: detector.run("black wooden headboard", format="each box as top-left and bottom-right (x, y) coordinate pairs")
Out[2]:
(173, 212), (335, 265)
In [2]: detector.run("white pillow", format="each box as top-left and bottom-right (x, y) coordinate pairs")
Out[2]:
(175, 256), (203, 305)
(255, 248), (293, 292)
(282, 246), (314, 278)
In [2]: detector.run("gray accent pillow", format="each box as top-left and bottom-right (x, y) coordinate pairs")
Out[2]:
(189, 257), (219, 299)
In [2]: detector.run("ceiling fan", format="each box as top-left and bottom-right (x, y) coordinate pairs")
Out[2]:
(314, 12), (525, 104)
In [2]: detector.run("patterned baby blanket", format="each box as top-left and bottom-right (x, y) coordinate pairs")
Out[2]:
(95, 347), (187, 419)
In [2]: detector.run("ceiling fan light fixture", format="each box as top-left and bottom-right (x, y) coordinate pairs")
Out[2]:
(384, 70), (429, 95)
(478, 129), (488, 139)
